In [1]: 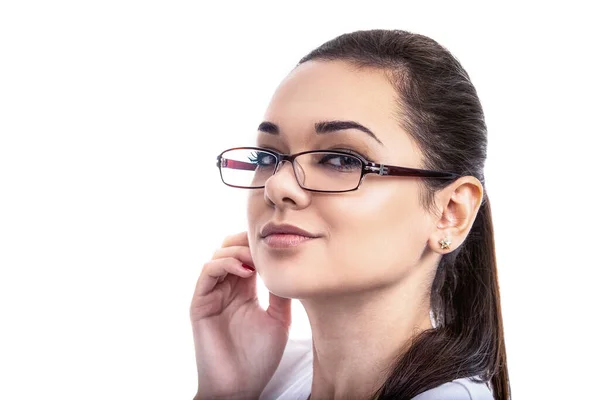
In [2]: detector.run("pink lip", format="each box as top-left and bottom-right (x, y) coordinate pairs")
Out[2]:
(260, 223), (321, 249)
(260, 223), (319, 238)
(263, 234), (314, 248)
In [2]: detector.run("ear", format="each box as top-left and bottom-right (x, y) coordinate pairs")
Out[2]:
(428, 176), (484, 254)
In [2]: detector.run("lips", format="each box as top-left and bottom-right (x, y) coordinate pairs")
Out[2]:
(260, 223), (320, 239)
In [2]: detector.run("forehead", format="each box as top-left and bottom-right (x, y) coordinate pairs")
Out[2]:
(265, 61), (396, 129)
(262, 60), (420, 162)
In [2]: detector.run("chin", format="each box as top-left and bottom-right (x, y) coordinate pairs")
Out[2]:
(259, 270), (308, 299)
(260, 269), (351, 300)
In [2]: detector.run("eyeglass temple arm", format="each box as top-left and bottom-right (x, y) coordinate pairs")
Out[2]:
(217, 157), (257, 171)
(365, 163), (459, 179)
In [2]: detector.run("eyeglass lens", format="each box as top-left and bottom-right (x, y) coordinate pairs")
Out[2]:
(219, 148), (363, 191)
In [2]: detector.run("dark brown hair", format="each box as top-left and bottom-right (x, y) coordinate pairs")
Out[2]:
(299, 30), (510, 400)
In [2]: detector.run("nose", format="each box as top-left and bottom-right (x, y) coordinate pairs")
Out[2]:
(272, 158), (288, 174)
(263, 160), (311, 210)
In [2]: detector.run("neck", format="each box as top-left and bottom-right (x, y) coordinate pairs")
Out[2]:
(302, 281), (432, 400)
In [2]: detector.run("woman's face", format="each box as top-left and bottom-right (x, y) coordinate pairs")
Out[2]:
(247, 60), (438, 298)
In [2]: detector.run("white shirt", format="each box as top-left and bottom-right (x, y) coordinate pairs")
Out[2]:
(260, 338), (493, 400)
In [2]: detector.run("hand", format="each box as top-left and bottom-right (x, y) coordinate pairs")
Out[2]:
(190, 232), (292, 399)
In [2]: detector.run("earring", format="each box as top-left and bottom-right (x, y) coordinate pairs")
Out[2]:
(439, 237), (451, 250)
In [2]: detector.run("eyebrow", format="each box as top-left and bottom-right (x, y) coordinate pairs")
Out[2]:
(257, 120), (383, 145)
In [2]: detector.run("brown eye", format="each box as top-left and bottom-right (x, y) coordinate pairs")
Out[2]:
(318, 153), (362, 171)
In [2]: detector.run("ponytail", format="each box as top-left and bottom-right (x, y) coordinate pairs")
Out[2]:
(374, 197), (509, 400)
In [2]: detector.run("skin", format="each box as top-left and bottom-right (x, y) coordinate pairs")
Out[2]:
(248, 60), (483, 399)
(190, 60), (483, 400)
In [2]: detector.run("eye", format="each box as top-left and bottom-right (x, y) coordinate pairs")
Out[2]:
(248, 151), (277, 167)
(318, 153), (362, 171)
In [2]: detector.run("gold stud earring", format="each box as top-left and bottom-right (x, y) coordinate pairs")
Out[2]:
(439, 237), (451, 250)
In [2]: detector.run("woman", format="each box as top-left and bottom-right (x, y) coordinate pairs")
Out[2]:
(191, 29), (510, 400)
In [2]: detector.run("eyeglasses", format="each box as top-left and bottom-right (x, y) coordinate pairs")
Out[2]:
(216, 147), (459, 193)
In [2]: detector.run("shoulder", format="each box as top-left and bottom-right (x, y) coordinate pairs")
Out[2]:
(411, 377), (493, 400)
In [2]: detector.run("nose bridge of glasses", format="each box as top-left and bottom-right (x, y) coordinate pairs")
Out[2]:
(273, 154), (292, 173)
(271, 155), (304, 186)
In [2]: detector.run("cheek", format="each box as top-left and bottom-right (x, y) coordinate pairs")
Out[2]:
(243, 182), (433, 296)
(246, 191), (264, 246)
(246, 192), (259, 225)
(321, 182), (431, 280)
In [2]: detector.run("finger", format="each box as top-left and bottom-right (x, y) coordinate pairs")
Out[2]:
(266, 292), (292, 328)
(195, 258), (255, 296)
(211, 246), (254, 266)
(221, 231), (249, 248)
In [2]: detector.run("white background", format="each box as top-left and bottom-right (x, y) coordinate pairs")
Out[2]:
(1, 1), (598, 399)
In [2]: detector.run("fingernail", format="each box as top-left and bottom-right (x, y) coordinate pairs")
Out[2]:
(241, 263), (255, 271)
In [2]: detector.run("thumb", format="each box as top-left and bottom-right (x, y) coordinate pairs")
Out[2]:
(266, 292), (292, 328)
